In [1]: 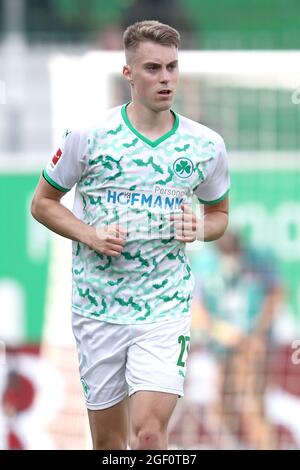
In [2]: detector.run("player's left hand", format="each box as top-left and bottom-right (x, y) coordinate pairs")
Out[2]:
(170, 204), (201, 242)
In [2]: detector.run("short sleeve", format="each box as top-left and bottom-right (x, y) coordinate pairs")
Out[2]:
(194, 137), (230, 205)
(43, 129), (88, 192)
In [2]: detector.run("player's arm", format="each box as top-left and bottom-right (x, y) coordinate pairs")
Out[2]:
(171, 196), (229, 243)
(31, 177), (125, 257)
(31, 175), (91, 243)
(201, 195), (229, 241)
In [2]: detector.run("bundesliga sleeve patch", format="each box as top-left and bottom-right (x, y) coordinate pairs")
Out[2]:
(51, 148), (62, 168)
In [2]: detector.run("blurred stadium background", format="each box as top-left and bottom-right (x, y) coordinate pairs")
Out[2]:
(1, 0), (300, 450)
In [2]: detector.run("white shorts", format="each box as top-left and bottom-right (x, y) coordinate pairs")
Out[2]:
(72, 312), (191, 410)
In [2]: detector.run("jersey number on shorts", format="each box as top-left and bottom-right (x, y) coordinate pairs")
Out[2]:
(177, 335), (190, 367)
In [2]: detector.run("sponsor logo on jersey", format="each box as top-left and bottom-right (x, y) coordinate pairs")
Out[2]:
(106, 186), (189, 212)
(173, 157), (194, 179)
(153, 184), (190, 199)
(51, 148), (62, 168)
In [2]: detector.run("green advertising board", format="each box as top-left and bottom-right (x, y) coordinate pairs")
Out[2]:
(0, 173), (50, 342)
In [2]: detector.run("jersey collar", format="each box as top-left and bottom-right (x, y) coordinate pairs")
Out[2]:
(121, 103), (179, 148)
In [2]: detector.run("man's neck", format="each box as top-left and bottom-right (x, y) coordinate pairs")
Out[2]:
(126, 102), (174, 139)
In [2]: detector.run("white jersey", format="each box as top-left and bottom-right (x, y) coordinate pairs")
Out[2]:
(44, 103), (230, 324)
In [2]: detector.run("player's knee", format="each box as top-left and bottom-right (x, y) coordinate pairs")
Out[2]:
(133, 423), (165, 450)
(136, 428), (160, 449)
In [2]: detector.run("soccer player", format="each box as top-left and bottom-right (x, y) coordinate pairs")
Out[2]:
(31, 20), (230, 450)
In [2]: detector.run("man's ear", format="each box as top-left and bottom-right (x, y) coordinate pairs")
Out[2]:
(123, 65), (133, 85)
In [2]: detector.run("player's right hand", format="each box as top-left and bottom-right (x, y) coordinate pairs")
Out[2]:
(86, 224), (126, 257)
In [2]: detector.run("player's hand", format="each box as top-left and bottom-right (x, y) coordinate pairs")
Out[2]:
(170, 204), (201, 242)
(86, 224), (126, 256)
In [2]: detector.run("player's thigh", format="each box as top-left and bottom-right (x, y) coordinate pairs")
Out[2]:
(129, 390), (178, 433)
(88, 397), (129, 449)
(72, 312), (129, 409)
(126, 315), (192, 398)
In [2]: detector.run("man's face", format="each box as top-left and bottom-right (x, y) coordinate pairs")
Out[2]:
(124, 41), (179, 112)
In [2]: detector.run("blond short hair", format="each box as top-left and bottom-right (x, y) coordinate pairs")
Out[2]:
(123, 20), (180, 58)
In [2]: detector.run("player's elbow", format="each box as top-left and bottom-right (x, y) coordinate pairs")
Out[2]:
(30, 196), (38, 220)
(30, 195), (43, 221)
(216, 215), (229, 240)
